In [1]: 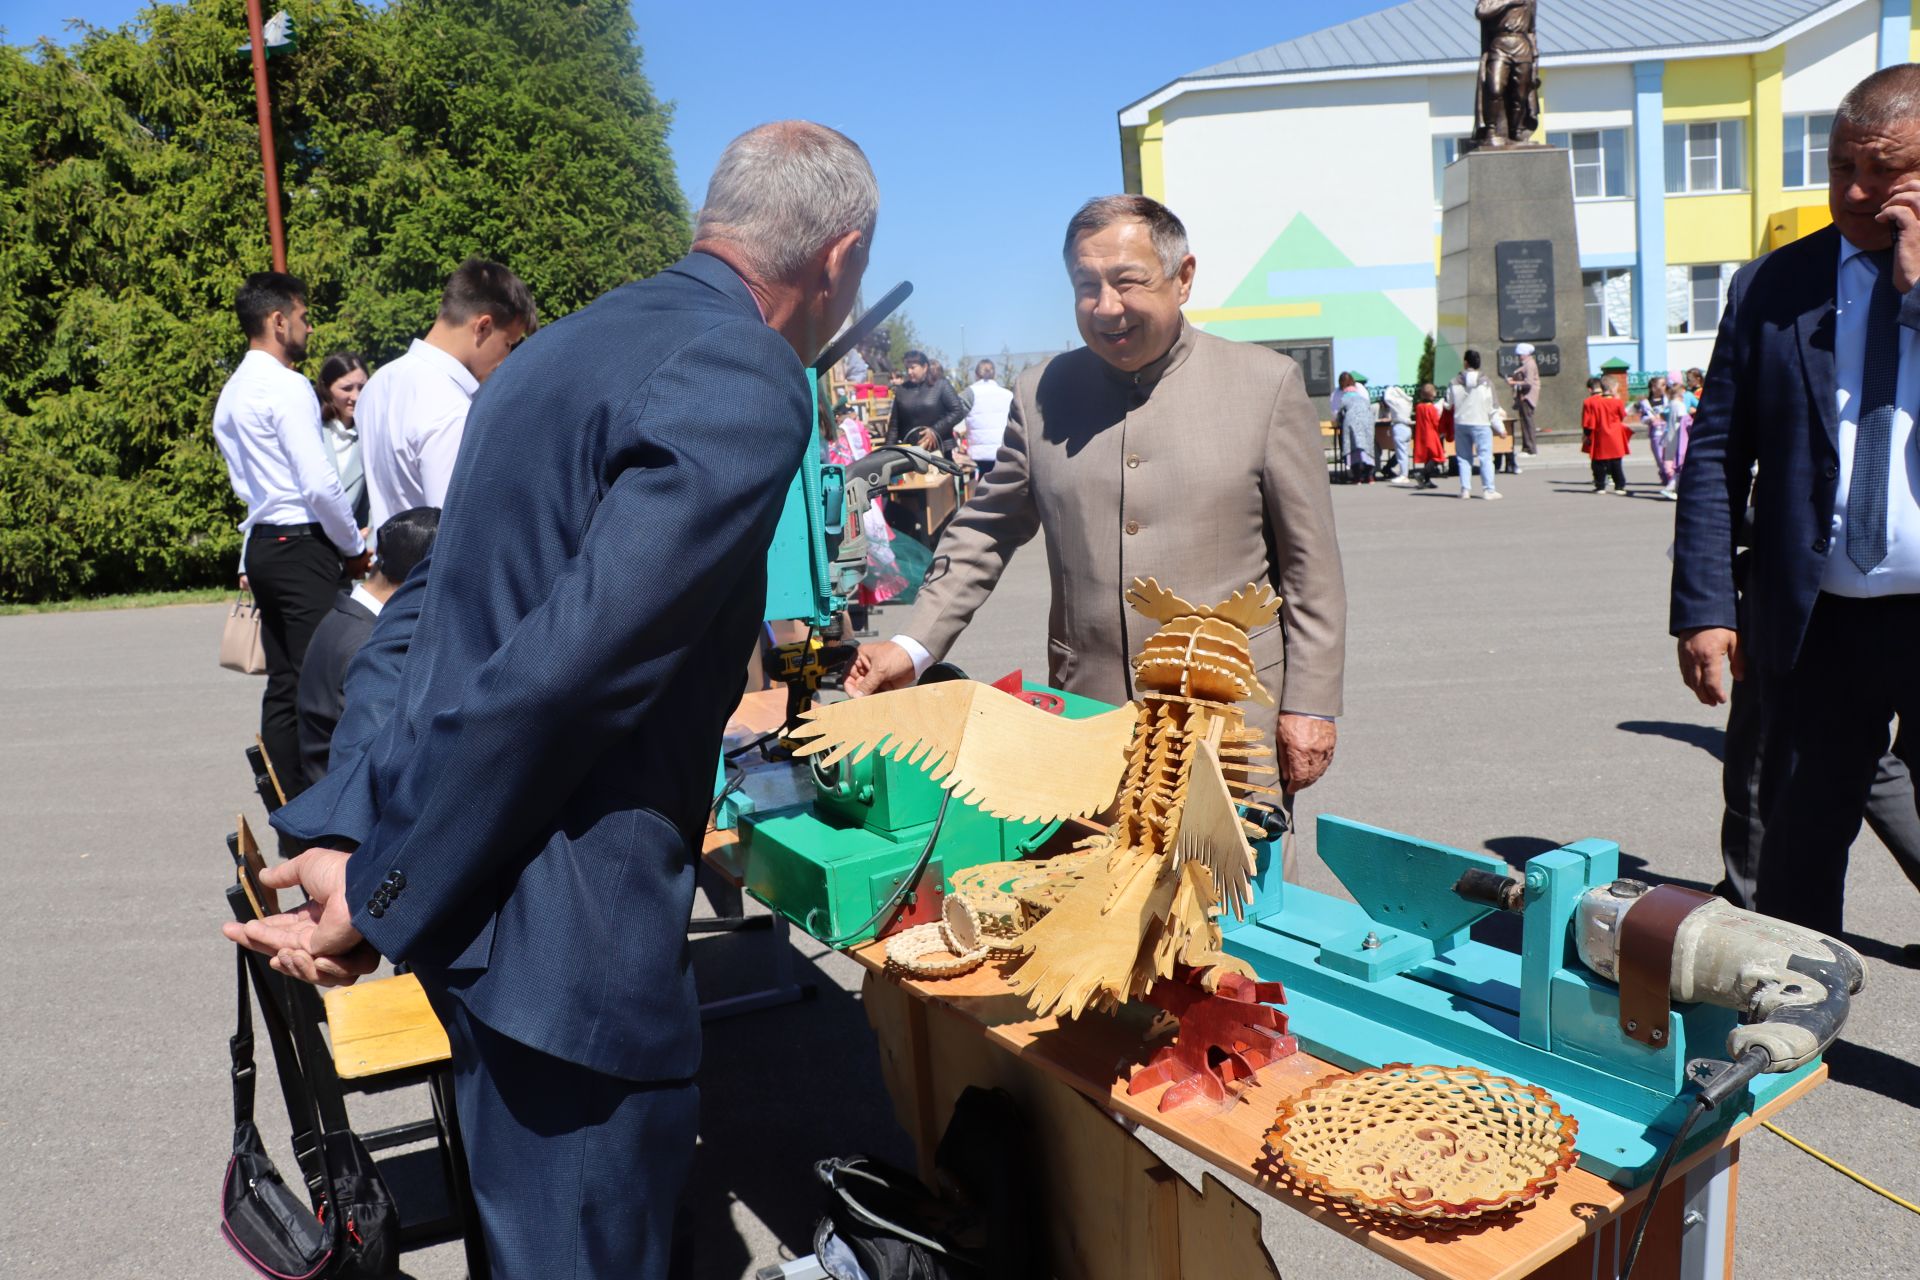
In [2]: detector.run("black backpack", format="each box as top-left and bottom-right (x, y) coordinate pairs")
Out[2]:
(812, 1086), (1043, 1280)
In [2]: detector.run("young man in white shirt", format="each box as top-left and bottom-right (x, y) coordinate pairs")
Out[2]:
(212, 272), (371, 796)
(962, 359), (1014, 477)
(358, 258), (538, 534)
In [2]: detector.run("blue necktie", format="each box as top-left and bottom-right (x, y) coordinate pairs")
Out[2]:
(1847, 248), (1900, 573)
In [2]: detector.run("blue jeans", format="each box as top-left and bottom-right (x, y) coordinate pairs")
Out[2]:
(1392, 423), (1413, 476)
(1456, 423), (1497, 492)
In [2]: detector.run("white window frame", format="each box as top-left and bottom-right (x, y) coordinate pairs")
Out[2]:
(1664, 120), (1746, 194)
(1582, 267), (1635, 339)
(1546, 128), (1631, 200)
(1431, 136), (1466, 205)
(1783, 112), (1833, 190)
(1667, 263), (1738, 336)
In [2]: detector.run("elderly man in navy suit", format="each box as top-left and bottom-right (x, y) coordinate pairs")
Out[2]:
(227, 120), (878, 1276)
(1673, 65), (1920, 935)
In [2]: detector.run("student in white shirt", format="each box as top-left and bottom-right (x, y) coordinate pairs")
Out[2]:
(358, 258), (538, 534)
(211, 272), (370, 796)
(1446, 348), (1503, 500)
(962, 359), (1014, 477)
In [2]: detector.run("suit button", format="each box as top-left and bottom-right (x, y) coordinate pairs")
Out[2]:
(1825, 462), (1839, 479)
(387, 870), (406, 889)
(1813, 537), (1830, 553)
(1127, 454), (1142, 469)
(367, 902), (386, 919)
(1125, 520), (1141, 535)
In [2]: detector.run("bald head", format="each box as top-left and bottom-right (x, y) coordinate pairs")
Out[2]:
(693, 121), (879, 283)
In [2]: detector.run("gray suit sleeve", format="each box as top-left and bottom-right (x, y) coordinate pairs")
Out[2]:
(900, 388), (1042, 660)
(1263, 359), (1348, 717)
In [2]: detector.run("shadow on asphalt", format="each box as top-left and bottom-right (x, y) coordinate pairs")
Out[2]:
(1618, 719), (1727, 761)
(1820, 1037), (1920, 1108)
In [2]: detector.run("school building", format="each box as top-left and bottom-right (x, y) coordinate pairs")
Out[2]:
(1116, 0), (1918, 396)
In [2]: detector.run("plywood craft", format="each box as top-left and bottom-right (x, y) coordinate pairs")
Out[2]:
(792, 578), (1284, 1021)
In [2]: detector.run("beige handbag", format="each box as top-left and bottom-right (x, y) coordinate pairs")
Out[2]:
(220, 594), (267, 675)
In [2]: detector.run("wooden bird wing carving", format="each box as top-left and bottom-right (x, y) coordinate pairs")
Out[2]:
(1169, 738), (1261, 920)
(791, 682), (1139, 823)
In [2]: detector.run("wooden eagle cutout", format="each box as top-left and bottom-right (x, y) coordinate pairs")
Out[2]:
(790, 577), (1283, 1021)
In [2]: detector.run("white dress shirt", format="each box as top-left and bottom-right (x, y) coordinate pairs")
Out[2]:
(1823, 236), (1920, 597)
(349, 582), (386, 618)
(212, 350), (364, 567)
(358, 338), (478, 535)
(962, 379), (1014, 462)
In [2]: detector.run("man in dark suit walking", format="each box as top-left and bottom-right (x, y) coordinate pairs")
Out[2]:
(1673, 64), (1920, 935)
(227, 120), (878, 1276)
(293, 505), (440, 789)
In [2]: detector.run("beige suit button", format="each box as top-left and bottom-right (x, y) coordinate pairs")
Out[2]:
(1125, 520), (1141, 535)
(1127, 454), (1141, 469)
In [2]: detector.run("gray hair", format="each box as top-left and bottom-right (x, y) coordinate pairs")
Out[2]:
(695, 121), (878, 282)
(1062, 194), (1191, 278)
(1836, 64), (1920, 133)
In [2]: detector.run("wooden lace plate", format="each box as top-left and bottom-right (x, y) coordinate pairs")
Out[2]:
(1264, 1064), (1579, 1221)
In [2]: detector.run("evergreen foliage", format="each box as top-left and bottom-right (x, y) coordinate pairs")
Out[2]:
(0, 0), (688, 601)
(1417, 332), (1437, 387)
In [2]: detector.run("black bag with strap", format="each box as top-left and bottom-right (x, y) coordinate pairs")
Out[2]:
(220, 946), (400, 1279)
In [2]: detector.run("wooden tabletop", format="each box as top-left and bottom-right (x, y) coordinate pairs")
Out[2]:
(846, 943), (1822, 1280)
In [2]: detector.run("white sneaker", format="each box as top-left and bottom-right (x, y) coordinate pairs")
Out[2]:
(1512, 465), (1524, 475)
(1389, 477), (1416, 487)
(1484, 490), (1504, 501)
(1660, 487), (1678, 501)
(1459, 488), (1472, 499)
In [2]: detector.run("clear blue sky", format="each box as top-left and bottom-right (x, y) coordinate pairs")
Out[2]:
(6, 0), (1402, 359)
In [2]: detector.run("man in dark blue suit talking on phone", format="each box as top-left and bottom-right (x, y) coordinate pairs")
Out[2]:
(226, 120), (878, 1277)
(1673, 65), (1920, 935)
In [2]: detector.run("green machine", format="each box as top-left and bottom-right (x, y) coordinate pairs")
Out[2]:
(731, 680), (1111, 945)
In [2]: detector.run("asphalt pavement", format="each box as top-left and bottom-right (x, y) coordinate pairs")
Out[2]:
(3, 440), (1916, 1279)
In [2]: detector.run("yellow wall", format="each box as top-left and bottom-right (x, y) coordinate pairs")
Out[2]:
(1138, 110), (1166, 202)
(1749, 48), (1785, 256)
(1663, 55), (1756, 266)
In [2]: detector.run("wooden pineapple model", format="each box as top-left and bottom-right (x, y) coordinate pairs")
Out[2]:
(792, 578), (1282, 1020)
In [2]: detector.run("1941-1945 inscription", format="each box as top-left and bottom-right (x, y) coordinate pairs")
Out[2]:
(1495, 239), (1555, 342)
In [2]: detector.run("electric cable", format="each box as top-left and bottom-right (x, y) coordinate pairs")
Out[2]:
(1620, 1093), (1710, 1279)
(805, 789), (953, 948)
(1760, 1121), (1920, 1216)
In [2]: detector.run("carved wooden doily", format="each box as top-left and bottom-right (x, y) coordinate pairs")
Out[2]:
(950, 850), (1102, 928)
(885, 896), (991, 978)
(1264, 1064), (1579, 1221)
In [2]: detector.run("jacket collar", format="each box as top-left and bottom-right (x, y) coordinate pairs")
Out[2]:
(669, 251), (765, 321)
(1099, 319), (1197, 391)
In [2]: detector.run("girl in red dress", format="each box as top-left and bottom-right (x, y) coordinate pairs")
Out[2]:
(1412, 382), (1447, 490)
(1581, 377), (1631, 494)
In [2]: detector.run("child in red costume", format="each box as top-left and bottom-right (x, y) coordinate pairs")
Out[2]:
(1412, 382), (1447, 490)
(1581, 377), (1631, 494)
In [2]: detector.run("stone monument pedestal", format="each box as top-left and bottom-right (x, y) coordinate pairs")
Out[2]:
(1436, 146), (1589, 437)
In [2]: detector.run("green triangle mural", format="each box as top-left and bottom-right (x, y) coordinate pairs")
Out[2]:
(1198, 213), (1430, 383)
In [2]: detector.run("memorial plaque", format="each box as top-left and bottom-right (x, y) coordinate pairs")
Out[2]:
(1263, 339), (1334, 400)
(1495, 239), (1555, 342)
(1498, 344), (1560, 378)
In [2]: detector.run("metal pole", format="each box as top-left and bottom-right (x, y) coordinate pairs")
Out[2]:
(244, 0), (287, 272)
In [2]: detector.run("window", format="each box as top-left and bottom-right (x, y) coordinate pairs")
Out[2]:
(1783, 113), (1833, 188)
(1546, 129), (1630, 198)
(1666, 263), (1739, 335)
(1663, 120), (1745, 193)
(1432, 136), (1465, 203)
(1583, 268), (1635, 339)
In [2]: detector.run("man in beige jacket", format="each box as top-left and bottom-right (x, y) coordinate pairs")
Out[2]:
(847, 195), (1348, 789)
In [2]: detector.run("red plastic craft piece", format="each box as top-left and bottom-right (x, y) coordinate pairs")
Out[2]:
(1126, 967), (1298, 1113)
(990, 669), (1065, 715)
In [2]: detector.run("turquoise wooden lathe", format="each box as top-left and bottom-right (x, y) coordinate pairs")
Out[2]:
(1224, 815), (1855, 1186)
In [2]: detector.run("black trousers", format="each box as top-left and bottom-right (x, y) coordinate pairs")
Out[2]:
(1515, 398), (1538, 453)
(246, 526), (343, 802)
(1752, 592), (1920, 933)
(1590, 459), (1626, 490)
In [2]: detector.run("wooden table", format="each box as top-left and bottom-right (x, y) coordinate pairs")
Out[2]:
(848, 944), (1822, 1280)
(884, 470), (960, 547)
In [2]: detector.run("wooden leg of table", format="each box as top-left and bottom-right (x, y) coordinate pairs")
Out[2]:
(902, 994), (941, 1185)
(1145, 1166), (1183, 1278)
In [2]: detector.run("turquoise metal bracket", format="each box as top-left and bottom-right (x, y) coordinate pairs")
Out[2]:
(1518, 841), (1618, 1049)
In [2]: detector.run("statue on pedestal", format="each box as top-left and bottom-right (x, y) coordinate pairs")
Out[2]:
(1470, 0), (1539, 149)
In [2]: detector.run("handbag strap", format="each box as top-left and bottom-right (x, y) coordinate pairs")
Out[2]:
(235, 945), (337, 1214)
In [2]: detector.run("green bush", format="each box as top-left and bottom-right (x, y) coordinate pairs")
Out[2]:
(0, 0), (688, 602)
